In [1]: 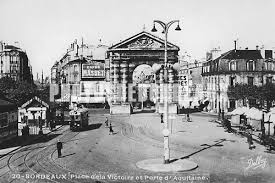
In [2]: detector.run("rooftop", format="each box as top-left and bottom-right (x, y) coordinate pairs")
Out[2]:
(4, 45), (20, 50)
(222, 49), (263, 60)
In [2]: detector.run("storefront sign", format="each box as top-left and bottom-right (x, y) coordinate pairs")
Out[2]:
(82, 63), (105, 78)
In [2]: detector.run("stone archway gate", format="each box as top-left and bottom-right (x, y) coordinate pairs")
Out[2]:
(107, 31), (180, 114)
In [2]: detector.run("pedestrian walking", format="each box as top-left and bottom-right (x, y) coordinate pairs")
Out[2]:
(105, 117), (109, 127)
(160, 113), (164, 123)
(247, 128), (254, 150)
(57, 140), (63, 158)
(109, 123), (114, 135)
(50, 120), (55, 131)
(224, 118), (232, 132)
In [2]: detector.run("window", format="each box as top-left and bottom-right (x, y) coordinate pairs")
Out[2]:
(215, 77), (217, 90)
(266, 77), (272, 84)
(230, 76), (235, 86)
(81, 83), (85, 92)
(247, 60), (255, 71)
(203, 78), (208, 91)
(229, 60), (236, 71)
(247, 76), (254, 85)
(229, 99), (236, 109)
(74, 65), (77, 72)
(265, 61), (274, 71)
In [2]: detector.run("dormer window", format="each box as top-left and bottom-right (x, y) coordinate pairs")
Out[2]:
(247, 60), (255, 71)
(229, 60), (236, 71)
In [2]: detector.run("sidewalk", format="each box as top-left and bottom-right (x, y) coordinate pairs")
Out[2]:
(128, 112), (269, 153)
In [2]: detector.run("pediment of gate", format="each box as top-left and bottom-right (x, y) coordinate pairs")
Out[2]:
(109, 31), (179, 51)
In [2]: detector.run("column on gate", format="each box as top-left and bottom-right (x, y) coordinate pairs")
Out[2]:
(120, 60), (128, 103)
(128, 62), (135, 102)
(168, 67), (174, 103)
(112, 60), (120, 103)
(159, 69), (164, 103)
(154, 72), (159, 104)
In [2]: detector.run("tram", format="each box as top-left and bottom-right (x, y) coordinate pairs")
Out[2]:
(55, 108), (64, 125)
(69, 107), (89, 131)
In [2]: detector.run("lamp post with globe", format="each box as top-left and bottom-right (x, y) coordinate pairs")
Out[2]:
(151, 20), (181, 164)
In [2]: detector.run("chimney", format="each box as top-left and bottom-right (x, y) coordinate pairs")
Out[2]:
(245, 47), (248, 50)
(14, 41), (20, 48)
(206, 52), (212, 61)
(256, 45), (259, 50)
(234, 40), (237, 51)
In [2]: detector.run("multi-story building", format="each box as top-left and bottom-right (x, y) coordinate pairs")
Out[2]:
(202, 46), (275, 113)
(178, 61), (203, 108)
(0, 41), (33, 83)
(50, 39), (108, 107)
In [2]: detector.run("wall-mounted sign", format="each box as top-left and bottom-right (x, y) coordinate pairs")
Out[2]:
(82, 62), (105, 78)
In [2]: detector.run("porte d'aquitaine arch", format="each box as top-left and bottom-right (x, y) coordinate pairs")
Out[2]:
(107, 31), (180, 114)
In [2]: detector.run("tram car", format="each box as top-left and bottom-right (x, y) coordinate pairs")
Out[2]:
(69, 107), (89, 131)
(55, 108), (64, 125)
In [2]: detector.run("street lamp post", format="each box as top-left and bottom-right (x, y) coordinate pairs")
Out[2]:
(261, 66), (266, 144)
(152, 20), (181, 164)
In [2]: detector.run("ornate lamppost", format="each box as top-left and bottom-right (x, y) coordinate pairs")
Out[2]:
(151, 20), (181, 164)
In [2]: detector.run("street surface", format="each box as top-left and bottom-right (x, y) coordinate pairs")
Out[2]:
(0, 109), (274, 183)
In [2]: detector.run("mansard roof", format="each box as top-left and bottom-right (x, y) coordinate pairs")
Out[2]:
(220, 49), (263, 60)
(108, 31), (180, 51)
(4, 45), (20, 50)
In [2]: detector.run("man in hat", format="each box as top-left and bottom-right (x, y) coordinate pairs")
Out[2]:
(57, 140), (63, 158)
(109, 123), (114, 135)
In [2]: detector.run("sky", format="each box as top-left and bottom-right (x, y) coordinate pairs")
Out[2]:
(1, 0), (275, 78)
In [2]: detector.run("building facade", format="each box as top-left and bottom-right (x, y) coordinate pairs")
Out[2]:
(18, 96), (49, 124)
(0, 42), (33, 83)
(50, 32), (187, 114)
(178, 61), (203, 108)
(0, 98), (18, 143)
(50, 39), (108, 107)
(202, 48), (275, 113)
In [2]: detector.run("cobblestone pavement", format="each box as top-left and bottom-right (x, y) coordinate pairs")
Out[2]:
(1, 110), (274, 183)
(53, 111), (274, 183)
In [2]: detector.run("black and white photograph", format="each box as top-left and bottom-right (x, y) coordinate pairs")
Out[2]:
(0, 0), (275, 182)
